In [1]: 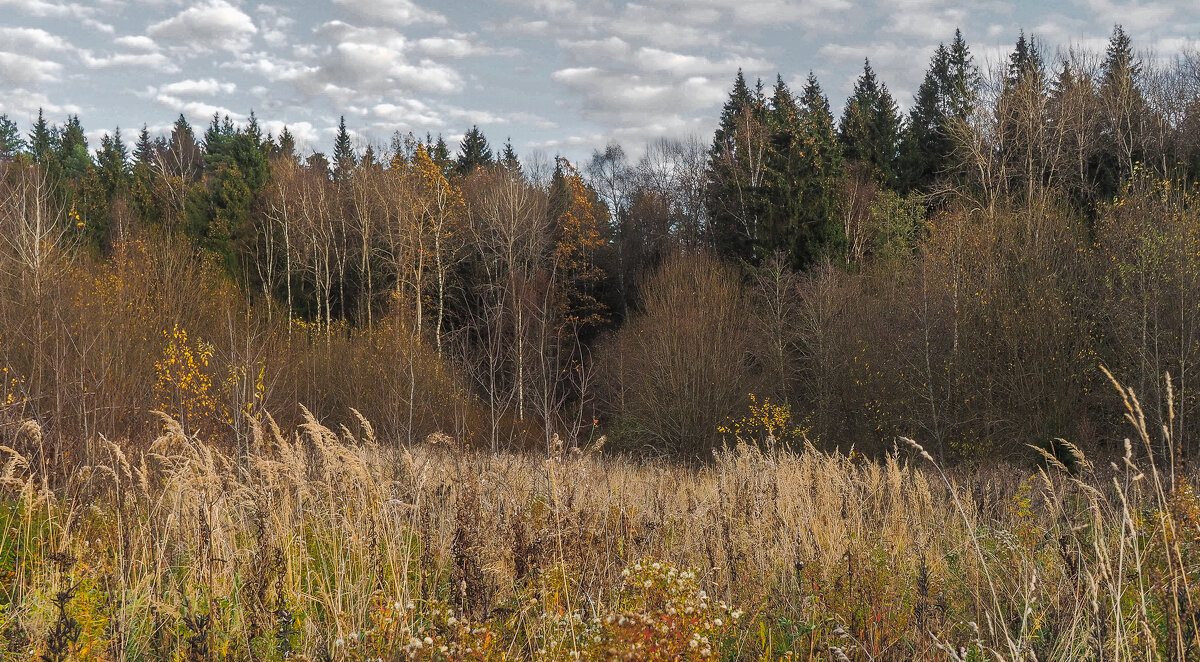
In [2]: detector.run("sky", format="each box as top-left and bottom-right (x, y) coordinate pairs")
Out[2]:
(0, 0), (1197, 165)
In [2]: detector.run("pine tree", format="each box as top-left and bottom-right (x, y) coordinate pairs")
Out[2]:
(167, 114), (203, 179)
(332, 115), (357, 182)
(1006, 30), (1045, 86)
(706, 69), (768, 263)
(245, 110), (264, 147)
(792, 73), (845, 266)
(306, 152), (331, 177)
(945, 29), (981, 122)
(96, 128), (130, 195)
(0, 114), (23, 160)
(131, 125), (157, 226)
(455, 125), (493, 176)
(760, 75), (803, 261)
(56, 115), (92, 182)
(28, 109), (52, 163)
(839, 59), (902, 186)
(500, 138), (521, 171)
(998, 30), (1050, 206)
(134, 125), (155, 165)
(898, 32), (979, 193)
(1096, 24), (1145, 195)
(277, 126), (296, 161)
(429, 134), (453, 176)
(204, 113), (226, 156)
(548, 157), (609, 332)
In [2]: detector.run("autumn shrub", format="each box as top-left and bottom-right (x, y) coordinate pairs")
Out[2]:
(597, 250), (758, 459)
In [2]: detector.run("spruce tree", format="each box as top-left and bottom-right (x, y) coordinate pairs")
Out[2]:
(792, 73), (845, 266)
(333, 115), (357, 182)
(28, 109), (52, 163)
(134, 125), (154, 165)
(431, 135), (453, 176)
(96, 128), (130, 195)
(0, 114), (23, 160)
(455, 125), (493, 176)
(167, 114), (203, 179)
(1096, 24), (1145, 196)
(945, 29), (981, 122)
(839, 59), (902, 186)
(761, 75), (803, 262)
(706, 69), (768, 263)
(277, 126), (296, 161)
(57, 115), (92, 182)
(500, 138), (521, 171)
(131, 125), (157, 226)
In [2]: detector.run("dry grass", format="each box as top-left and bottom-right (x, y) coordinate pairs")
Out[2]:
(1, 377), (1199, 661)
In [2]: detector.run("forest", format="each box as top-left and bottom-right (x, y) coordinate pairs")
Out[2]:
(3, 24), (1200, 661)
(0, 26), (1198, 465)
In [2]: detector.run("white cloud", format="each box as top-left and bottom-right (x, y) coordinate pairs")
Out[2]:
(0, 27), (72, 52)
(331, 0), (445, 26)
(0, 87), (80, 118)
(147, 0), (258, 52)
(633, 47), (771, 77)
(160, 78), (237, 96)
(153, 93), (243, 124)
(0, 51), (63, 85)
(114, 35), (160, 52)
(259, 119), (321, 150)
(551, 67), (727, 125)
(81, 51), (178, 72)
(415, 36), (513, 58)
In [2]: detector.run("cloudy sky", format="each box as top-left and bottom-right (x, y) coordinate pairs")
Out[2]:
(0, 0), (1197, 163)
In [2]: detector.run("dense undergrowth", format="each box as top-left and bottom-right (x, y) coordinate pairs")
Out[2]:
(3, 374), (1200, 661)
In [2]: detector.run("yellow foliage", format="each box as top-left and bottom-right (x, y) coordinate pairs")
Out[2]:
(154, 325), (225, 437)
(718, 393), (808, 447)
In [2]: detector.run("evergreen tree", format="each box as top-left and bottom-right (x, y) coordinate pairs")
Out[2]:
(898, 31), (979, 193)
(455, 125), (493, 176)
(306, 152), (331, 177)
(945, 29), (981, 122)
(361, 144), (378, 169)
(203, 113), (238, 163)
(548, 157), (610, 334)
(760, 75), (803, 262)
(839, 59), (902, 186)
(245, 110), (264, 147)
(28, 109), (52, 163)
(792, 73), (845, 266)
(1007, 30), (1045, 86)
(998, 30), (1050, 205)
(83, 129), (131, 248)
(189, 119), (270, 274)
(706, 69), (768, 263)
(0, 114), (23, 160)
(332, 115), (357, 182)
(57, 115), (91, 180)
(167, 114), (203, 179)
(500, 138), (521, 171)
(431, 135), (453, 176)
(277, 126), (296, 162)
(134, 125), (155, 166)
(131, 125), (158, 226)
(1095, 24), (1145, 196)
(96, 128), (130, 195)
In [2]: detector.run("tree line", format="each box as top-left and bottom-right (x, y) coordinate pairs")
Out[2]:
(1, 25), (1199, 463)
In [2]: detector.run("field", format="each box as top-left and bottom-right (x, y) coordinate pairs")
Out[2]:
(3, 375), (1198, 662)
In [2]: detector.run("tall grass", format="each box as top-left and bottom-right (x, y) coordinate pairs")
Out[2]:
(1, 375), (1198, 660)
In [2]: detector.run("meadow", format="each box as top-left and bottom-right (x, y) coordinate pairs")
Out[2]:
(3, 372), (1198, 661)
